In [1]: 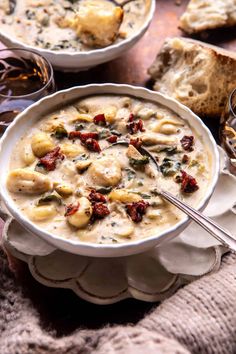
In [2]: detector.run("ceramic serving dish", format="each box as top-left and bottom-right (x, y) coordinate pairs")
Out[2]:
(0, 1), (155, 71)
(0, 84), (220, 257)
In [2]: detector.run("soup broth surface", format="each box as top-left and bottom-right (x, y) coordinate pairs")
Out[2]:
(7, 94), (211, 244)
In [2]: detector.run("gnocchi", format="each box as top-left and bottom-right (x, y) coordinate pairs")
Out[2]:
(67, 197), (92, 228)
(31, 132), (55, 158)
(103, 106), (118, 124)
(55, 184), (73, 197)
(7, 169), (52, 194)
(60, 142), (85, 158)
(141, 133), (178, 146)
(153, 118), (184, 135)
(70, 113), (93, 123)
(108, 189), (142, 203)
(21, 145), (36, 166)
(87, 158), (122, 187)
(29, 205), (57, 221)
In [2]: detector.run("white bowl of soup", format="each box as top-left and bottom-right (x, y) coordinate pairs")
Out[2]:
(0, 0), (155, 71)
(0, 84), (220, 257)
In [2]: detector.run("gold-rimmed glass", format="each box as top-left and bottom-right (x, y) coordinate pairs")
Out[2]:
(220, 88), (236, 166)
(0, 48), (55, 134)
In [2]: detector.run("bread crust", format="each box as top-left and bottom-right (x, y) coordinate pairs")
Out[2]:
(179, 0), (236, 34)
(148, 37), (236, 118)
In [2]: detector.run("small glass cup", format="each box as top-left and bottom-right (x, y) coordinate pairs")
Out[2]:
(0, 48), (55, 134)
(220, 88), (236, 166)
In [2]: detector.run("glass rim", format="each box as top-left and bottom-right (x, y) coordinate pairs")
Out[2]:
(0, 47), (54, 99)
(229, 88), (236, 119)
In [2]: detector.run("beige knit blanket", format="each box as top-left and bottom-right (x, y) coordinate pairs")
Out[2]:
(1, 243), (236, 354)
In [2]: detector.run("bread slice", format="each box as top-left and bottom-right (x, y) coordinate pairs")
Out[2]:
(148, 37), (236, 118)
(179, 0), (236, 34)
(69, 0), (123, 48)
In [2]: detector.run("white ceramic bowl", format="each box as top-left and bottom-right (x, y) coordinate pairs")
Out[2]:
(0, 1), (155, 71)
(0, 84), (220, 257)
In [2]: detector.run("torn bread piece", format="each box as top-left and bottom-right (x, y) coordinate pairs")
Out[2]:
(179, 0), (236, 34)
(148, 37), (236, 118)
(70, 0), (124, 48)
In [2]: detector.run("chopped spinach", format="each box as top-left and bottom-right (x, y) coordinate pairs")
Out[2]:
(73, 153), (90, 164)
(139, 193), (151, 199)
(110, 130), (122, 137)
(160, 146), (179, 155)
(150, 201), (160, 207)
(75, 123), (85, 131)
(150, 188), (160, 196)
(100, 235), (117, 243)
(129, 155), (150, 168)
(35, 162), (47, 174)
(160, 158), (181, 177)
(189, 159), (199, 167)
(125, 168), (136, 181)
(54, 125), (68, 139)
(137, 180), (144, 186)
(96, 186), (113, 195)
(37, 192), (62, 206)
(25, 9), (35, 20)
(98, 129), (111, 139)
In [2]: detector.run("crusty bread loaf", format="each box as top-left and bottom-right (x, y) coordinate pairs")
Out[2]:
(148, 37), (236, 118)
(179, 0), (236, 34)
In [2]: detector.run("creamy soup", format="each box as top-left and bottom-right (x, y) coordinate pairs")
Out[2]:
(7, 95), (211, 244)
(0, 0), (150, 51)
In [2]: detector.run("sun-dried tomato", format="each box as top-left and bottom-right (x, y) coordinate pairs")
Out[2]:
(182, 154), (189, 164)
(129, 137), (143, 149)
(128, 113), (135, 122)
(64, 203), (80, 217)
(93, 114), (107, 126)
(82, 132), (100, 141)
(80, 132), (99, 142)
(68, 131), (101, 152)
(175, 175), (182, 184)
(83, 138), (101, 152)
(177, 170), (199, 193)
(127, 119), (145, 135)
(68, 131), (81, 140)
(180, 135), (194, 152)
(92, 202), (110, 219)
(39, 147), (64, 171)
(126, 200), (149, 223)
(88, 190), (107, 204)
(106, 135), (118, 143)
(68, 131), (99, 141)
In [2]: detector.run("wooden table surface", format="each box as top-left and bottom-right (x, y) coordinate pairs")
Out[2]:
(1, 0), (236, 334)
(55, 0), (236, 90)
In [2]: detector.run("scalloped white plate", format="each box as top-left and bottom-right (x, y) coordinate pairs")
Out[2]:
(2, 148), (236, 304)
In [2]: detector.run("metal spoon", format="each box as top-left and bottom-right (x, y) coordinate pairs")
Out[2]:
(107, 0), (136, 6)
(79, 0), (136, 7)
(105, 141), (236, 252)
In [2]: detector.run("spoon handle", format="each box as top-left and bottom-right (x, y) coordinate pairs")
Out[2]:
(160, 190), (236, 252)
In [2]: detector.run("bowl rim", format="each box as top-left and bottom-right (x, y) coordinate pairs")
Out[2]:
(0, 0), (156, 58)
(0, 83), (220, 256)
